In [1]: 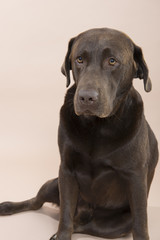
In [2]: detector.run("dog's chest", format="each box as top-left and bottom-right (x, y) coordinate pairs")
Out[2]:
(74, 154), (128, 208)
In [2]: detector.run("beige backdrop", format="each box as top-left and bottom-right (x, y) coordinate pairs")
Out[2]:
(0, 0), (159, 240)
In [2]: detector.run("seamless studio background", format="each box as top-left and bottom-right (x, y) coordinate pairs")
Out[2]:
(0, 0), (160, 240)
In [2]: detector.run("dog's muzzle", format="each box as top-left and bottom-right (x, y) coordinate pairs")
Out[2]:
(74, 88), (100, 116)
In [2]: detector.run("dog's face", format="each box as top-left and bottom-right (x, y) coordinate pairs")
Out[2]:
(62, 28), (152, 118)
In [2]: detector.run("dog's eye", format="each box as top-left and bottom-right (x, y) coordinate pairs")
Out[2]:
(108, 58), (116, 66)
(76, 56), (83, 64)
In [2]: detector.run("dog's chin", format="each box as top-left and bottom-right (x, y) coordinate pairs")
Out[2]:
(74, 109), (110, 119)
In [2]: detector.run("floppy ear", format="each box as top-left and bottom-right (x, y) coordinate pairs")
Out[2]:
(133, 44), (152, 92)
(61, 38), (75, 87)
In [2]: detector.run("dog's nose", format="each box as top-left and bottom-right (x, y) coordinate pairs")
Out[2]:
(78, 89), (98, 105)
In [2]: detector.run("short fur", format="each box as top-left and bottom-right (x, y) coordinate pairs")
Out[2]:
(0, 28), (158, 240)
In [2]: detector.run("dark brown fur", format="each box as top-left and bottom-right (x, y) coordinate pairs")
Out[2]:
(0, 28), (158, 240)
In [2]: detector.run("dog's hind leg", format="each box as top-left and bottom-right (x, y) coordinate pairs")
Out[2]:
(0, 178), (59, 215)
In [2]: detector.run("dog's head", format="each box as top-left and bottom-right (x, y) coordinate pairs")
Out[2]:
(61, 28), (152, 118)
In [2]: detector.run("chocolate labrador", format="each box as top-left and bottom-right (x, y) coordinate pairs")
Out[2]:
(0, 28), (159, 240)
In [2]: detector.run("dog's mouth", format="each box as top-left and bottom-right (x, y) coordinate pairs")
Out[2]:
(75, 108), (110, 119)
(76, 109), (95, 117)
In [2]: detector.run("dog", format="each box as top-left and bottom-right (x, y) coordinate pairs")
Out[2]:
(0, 28), (159, 240)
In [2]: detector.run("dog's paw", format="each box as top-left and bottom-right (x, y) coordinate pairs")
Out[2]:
(49, 234), (58, 240)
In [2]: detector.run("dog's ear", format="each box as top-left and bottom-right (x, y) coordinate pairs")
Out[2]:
(133, 44), (152, 92)
(61, 38), (75, 87)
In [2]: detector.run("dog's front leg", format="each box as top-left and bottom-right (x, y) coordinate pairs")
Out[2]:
(128, 170), (149, 240)
(50, 163), (79, 240)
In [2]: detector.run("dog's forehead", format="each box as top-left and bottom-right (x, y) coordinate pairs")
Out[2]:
(72, 28), (133, 55)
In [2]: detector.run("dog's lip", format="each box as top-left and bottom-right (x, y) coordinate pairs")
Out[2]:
(83, 110), (95, 115)
(75, 109), (95, 116)
(75, 107), (113, 119)
(75, 109), (110, 118)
